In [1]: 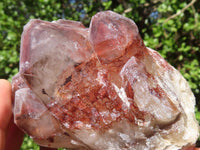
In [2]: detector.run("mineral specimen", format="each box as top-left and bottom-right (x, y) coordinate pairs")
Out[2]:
(12, 11), (199, 150)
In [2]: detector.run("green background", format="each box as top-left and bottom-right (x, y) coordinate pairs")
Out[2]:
(0, 0), (200, 149)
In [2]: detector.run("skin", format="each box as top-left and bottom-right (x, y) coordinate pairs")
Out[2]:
(0, 79), (199, 150)
(0, 79), (57, 150)
(0, 79), (24, 150)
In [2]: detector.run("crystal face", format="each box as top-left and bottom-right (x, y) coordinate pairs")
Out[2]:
(12, 11), (199, 149)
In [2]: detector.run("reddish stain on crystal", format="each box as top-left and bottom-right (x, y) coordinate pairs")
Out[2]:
(12, 11), (199, 149)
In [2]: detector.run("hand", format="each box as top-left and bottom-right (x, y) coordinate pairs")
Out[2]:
(0, 79), (24, 150)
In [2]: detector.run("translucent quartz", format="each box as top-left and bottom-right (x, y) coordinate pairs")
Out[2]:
(12, 11), (199, 150)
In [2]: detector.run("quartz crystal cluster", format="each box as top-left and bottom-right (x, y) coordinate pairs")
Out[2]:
(12, 11), (199, 150)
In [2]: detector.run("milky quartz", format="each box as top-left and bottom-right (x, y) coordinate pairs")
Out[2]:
(12, 11), (199, 150)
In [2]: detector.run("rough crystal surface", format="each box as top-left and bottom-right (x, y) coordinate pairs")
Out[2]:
(12, 11), (199, 150)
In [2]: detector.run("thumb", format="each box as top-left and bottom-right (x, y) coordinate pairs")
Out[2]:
(0, 79), (12, 150)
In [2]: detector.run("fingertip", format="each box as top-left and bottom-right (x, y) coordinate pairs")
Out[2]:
(0, 79), (11, 90)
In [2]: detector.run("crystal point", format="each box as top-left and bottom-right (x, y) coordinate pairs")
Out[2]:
(12, 11), (199, 149)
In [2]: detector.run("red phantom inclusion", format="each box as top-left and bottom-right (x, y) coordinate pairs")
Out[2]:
(12, 11), (199, 150)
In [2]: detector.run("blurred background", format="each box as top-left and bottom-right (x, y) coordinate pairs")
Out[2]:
(0, 0), (200, 149)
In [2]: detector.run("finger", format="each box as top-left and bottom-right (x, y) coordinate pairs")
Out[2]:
(4, 115), (24, 150)
(40, 146), (57, 150)
(0, 79), (12, 130)
(0, 131), (5, 150)
(0, 79), (12, 150)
